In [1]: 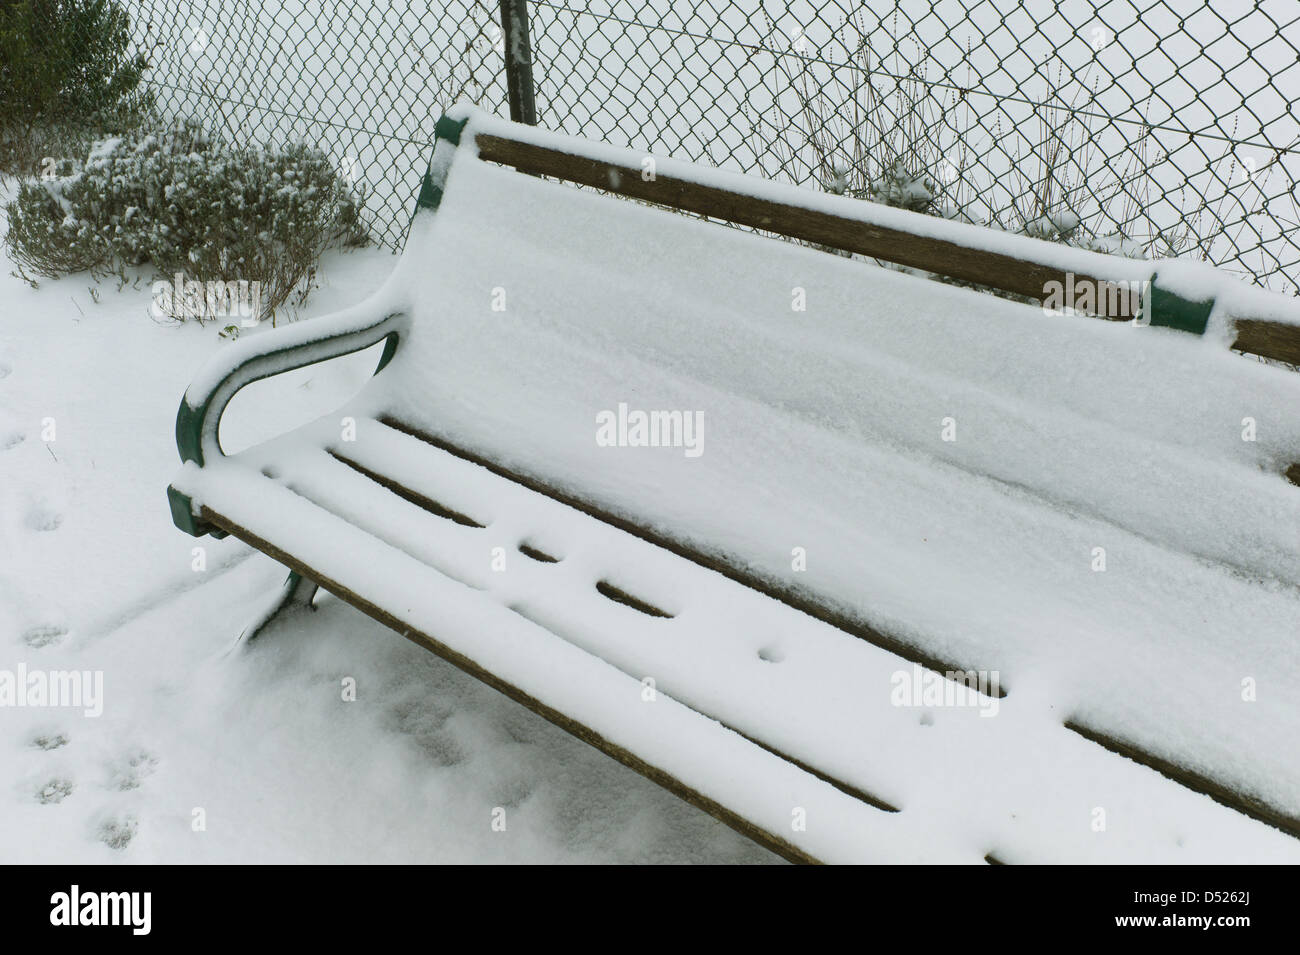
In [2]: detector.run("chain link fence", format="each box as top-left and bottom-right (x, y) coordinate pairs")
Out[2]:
(120, 0), (1299, 292)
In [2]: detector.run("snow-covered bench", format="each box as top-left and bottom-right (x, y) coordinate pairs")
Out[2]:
(167, 105), (1300, 864)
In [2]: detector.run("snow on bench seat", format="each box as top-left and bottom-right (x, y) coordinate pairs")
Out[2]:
(172, 414), (1300, 863)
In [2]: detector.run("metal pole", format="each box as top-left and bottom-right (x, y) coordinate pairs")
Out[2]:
(498, 0), (537, 125)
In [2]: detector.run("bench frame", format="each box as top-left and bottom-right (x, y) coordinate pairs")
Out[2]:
(167, 108), (1300, 862)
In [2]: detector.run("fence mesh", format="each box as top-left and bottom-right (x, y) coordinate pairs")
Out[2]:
(118, 0), (1299, 292)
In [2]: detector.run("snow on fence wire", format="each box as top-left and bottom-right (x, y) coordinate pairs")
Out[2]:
(122, 0), (1299, 293)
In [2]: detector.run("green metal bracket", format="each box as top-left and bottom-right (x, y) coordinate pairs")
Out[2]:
(416, 115), (470, 212)
(175, 393), (207, 467)
(434, 113), (468, 146)
(376, 328), (400, 373)
(238, 570), (319, 644)
(414, 172), (442, 212)
(1145, 271), (1215, 335)
(167, 484), (224, 538)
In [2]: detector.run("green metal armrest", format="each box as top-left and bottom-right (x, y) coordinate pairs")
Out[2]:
(167, 307), (408, 537)
(168, 113), (476, 538)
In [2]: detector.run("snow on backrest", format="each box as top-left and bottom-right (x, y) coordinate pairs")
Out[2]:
(375, 149), (1300, 587)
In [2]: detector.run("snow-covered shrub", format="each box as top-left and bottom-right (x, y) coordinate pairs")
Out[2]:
(866, 158), (936, 214)
(744, 19), (1181, 287)
(0, 0), (152, 174)
(4, 121), (367, 323)
(1022, 211), (1081, 242)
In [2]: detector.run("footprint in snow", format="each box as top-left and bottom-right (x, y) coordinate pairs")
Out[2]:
(1, 431), (23, 450)
(21, 624), (67, 648)
(25, 507), (63, 532)
(36, 778), (74, 804)
(31, 732), (70, 750)
(97, 816), (137, 850)
(0, 361), (10, 379)
(108, 749), (159, 791)
(496, 777), (534, 810)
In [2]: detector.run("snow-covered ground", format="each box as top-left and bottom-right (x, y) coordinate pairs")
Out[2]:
(0, 179), (773, 863)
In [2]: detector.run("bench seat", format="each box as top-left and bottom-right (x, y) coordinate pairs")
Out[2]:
(171, 412), (1300, 863)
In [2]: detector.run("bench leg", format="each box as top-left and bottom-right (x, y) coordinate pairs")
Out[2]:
(238, 570), (320, 645)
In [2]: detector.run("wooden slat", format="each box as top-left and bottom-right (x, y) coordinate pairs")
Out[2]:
(374, 417), (1300, 842)
(475, 133), (1087, 302)
(200, 503), (825, 865)
(208, 465), (1299, 861)
(474, 133), (1300, 368)
(1063, 720), (1300, 840)
(379, 415), (1010, 697)
(1232, 319), (1300, 366)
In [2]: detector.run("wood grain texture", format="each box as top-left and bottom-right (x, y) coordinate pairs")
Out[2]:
(1233, 318), (1300, 366)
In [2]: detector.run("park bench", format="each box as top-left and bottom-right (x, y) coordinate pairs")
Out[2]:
(167, 105), (1300, 864)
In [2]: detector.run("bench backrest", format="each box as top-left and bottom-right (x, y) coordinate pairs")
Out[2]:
(377, 107), (1300, 600)
(420, 108), (1300, 364)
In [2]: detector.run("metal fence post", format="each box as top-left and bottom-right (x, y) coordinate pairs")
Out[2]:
(499, 0), (537, 125)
